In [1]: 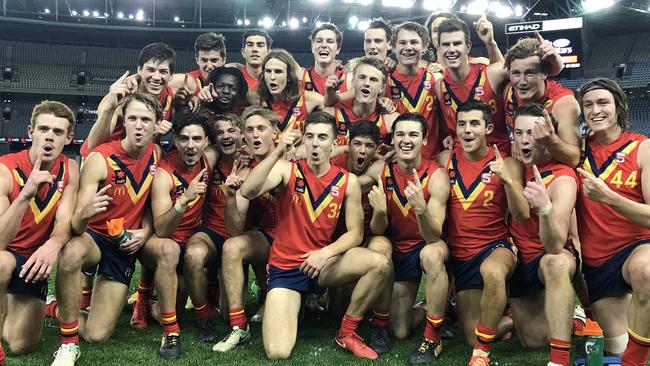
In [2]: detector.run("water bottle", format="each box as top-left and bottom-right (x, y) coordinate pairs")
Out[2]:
(583, 319), (604, 366)
(106, 217), (131, 247)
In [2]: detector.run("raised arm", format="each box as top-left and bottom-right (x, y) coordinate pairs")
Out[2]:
(86, 71), (130, 152)
(474, 14), (504, 64)
(489, 146), (530, 221)
(71, 152), (111, 235)
(547, 98), (581, 167)
(406, 167), (449, 244)
(369, 173), (388, 235)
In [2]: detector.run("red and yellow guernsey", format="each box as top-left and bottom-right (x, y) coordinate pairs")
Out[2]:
(302, 67), (348, 96)
(239, 65), (259, 91)
(503, 79), (573, 133)
(576, 131), (650, 267)
(333, 99), (390, 146)
(269, 160), (349, 270)
(202, 159), (233, 238)
(260, 91), (309, 136)
(0, 149), (70, 258)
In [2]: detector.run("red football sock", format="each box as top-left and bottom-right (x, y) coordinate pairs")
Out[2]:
(161, 310), (180, 336)
(135, 278), (153, 310)
(338, 314), (363, 338)
(79, 286), (93, 310)
(45, 299), (59, 319)
(195, 300), (218, 320)
(424, 313), (444, 343)
(60, 321), (79, 344)
(229, 307), (247, 329)
(550, 338), (571, 366)
(371, 308), (390, 328)
(474, 322), (497, 354)
(0, 343), (5, 366)
(622, 328), (650, 366)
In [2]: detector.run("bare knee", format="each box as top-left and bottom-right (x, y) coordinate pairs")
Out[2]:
(540, 254), (573, 281)
(628, 262), (650, 296)
(519, 334), (546, 349)
(157, 242), (180, 269)
(391, 323), (410, 340)
(184, 244), (207, 272)
(222, 237), (245, 262)
(420, 248), (446, 276)
(59, 239), (88, 272)
(8, 339), (39, 355)
(480, 266), (507, 289)
(367, 236), (392, 258)
(368, 252), (392, 279)
(0, 254), (15, 284)
(265, 345), (292, 360)
(83, 328), (112, 344)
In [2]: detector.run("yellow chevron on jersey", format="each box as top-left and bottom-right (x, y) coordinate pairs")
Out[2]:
(107, 151), (158, 204)
(161, 94), (172, 120)
(13, 162), (66, 224)
(389, 70), (433, 112)
(441, 70), (487, 111)
(580, 139), (639, 180)
(384, 164), (431, 218)
(448, 154), (491, 211)
(171, 173), (201, 208)
(294, 163), (347, 223)
(262, 94), (306, 133)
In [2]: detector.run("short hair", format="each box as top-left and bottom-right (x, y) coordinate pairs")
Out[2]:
(457, 100), (493, 125)
(213, 112), (243, 132)
(367, 18), (393, 41)
(258, 49), (301, 103)
(172, 112), (211, 137)
(31, 100), (76, 133)
(138, 42), (175, 73)
(309, 22), (343, 49)
(242, 106), (280, 129)
(349, 120), (381, 145)
(392, 112), (428, 137)
(207, 66), (248, 107)
(513, 102), (559, 130)
(424, 12), (460, 36)
(391, 21), (431, 49)
(304, 110), (337, 136)
(194, 32), (226, 59)
(352, 56), (388, 83)
(578, 78), (630, 130)
(437, 17), (471, 46)
(241, 30), (273, 49)
(122, 93), (163, 122)
(504, 37), (549, 73)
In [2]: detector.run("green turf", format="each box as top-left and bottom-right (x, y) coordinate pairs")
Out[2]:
(2, 263), (633, 366)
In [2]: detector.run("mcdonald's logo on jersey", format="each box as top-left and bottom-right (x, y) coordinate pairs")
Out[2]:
(114, 186), (126, 196)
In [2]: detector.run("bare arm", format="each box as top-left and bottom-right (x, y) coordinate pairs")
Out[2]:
(473, 14), (504, 64)
(539, 176), (577, 253)
(225, 192), (250, 236)
(87, 72), (131, 152)
(71, 153), (110, 235)
(150, 169), (178, 238)
(368, 173), (388, 235)
(323, 174), (364, 255)
(0, 165), (33, 248)
(502, 157), (530, 222)
(547, 97), (581, 167)
(418, 168), (449, 243)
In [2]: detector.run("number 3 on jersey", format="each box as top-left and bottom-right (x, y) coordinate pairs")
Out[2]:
(327, 202), (342, 219)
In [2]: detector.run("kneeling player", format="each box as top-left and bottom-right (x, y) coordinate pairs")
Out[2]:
(508, 103), (579, 366)
(240, 111), (391, 360)
(0, 102), (78, 364)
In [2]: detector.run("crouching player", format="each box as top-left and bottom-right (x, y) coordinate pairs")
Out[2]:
(239, 111), (392, 360)
(508, 103), (580, 366)
(0, 102), (78, 365)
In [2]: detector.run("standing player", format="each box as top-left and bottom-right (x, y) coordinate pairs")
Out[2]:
(438, 100), (528, 365)
(236, 30), (272, 90)
(49, 93), (162, 366)
(184, 33), (227, 90)
(503, 36), (580, 167)
(576, 78), (650, 365)
(302, 23), (346, 95)
(0, 102), (78, 364)
(508, 103), (579, 366)
(360, 112), (451, 362)
(213, 107), (279, 352)
(239, 111), (391, 360)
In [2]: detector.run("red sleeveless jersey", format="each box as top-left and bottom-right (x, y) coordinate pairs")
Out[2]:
(187, 69), (206, 95)
(269, 160), (349, 270)
(577, 131), (650, 267)
(386, 67), (440, 159)
(239, 66), (259, 91)
(509, 160), (577, 264)
(160, 151), (210, 245)
(87, 141), (159, 237)
(261, 91), (309, 135)
(331, 153), (372, 237)
(301, 67), (347, 96)
(439, 63), (510, 154)
(382, 159), (442, 256)
(244, 159), (279, 239)
(503, 79), (573, 132)
(333, 99), (390, 146)
(202, 159), (233, 238)
(445, 147), (509, 261)
(0, 150), (70, 258)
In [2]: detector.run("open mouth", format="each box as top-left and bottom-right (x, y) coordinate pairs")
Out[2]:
(446, 54), (459, 61)
(269, 82), (279, 91)
(356, 157), (365, 166)
(520, 148), (532, 157)
(252, 140), (263, 148)
(360, 87), (371, 97)
(218, 97), (231, 104)
(368, 51), (379, 56)
(311, 151), (319, 159)
(221, 140), (235, 149)
(43, 145), (54, 154)
(134, 132), (144, 140)
(461, 136), (475, 143)
(590, 116), (606, 123)
(399, 144), (414, 152)
(318, 50), (330, 57)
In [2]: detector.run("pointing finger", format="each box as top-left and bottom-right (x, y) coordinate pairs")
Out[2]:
(493, 144), (502, 161)
(116, 70), (130, 83)
(33, 154), (43, 171)
(412, 168), (422, 188)
(377, 174), (383, 190)
(97, 184), (112, 196)
(576, 168), (595, 180)
(532, 164), (544, 184)
(534, 31), (545, 43)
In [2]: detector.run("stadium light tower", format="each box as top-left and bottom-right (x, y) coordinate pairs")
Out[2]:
(423, 0), (453, 11)
(466, 0), (490, 14)
(582, 0), (615, 12)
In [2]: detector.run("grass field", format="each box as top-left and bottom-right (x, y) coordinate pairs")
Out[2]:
(2, 264), (638, 366)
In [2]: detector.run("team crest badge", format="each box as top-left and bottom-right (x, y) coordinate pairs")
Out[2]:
(174, 184), (184, 196)
(424, 80), (431, 90)
(337, 122), (347, 135)
(448, 168), (456, 184)
(385, 177), (394, 191)
(331, 186), (340, 197)
(305, 82), (313, 90)
(475, 86), (484, 96)
(391, 86), (400, 99)
(149, 165), (157, 175)
(57, 181), (65, 192)
(114, 170), (126, 185)
(616, 152), (626, 163)
(443, 92), (452, 106)
(212, 171), (224, 185)
(295, 177), (306, 193)
(481, 172), (492, 184)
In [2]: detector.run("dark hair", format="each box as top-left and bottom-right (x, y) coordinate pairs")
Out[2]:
(241, 30), (273, 49)
(194, 32), (226, 59)
(122, 93), (163, 122)
(138, 43), (175, 73)
(172, 112), (211, 137)
(349, 120), (381, 145)
(424, 12), (459, 36)
(392, 112), (428, 137)
(305, 110), (337, 136)
(367, 18), (393, 41)
(391, 21), (431, 49)
(437, 17), (471, 47)
(514, 102), (559, 131)
(578, 78), (630, 130)
(242, 106), (280, 129)
(258, 49), (301, 103)
(206, 66), (248, 107)
(457, 100), (493, 125)
(352, 56), (388, 83)
(309, 22), (343, 49)
(31, 100), (76, 133)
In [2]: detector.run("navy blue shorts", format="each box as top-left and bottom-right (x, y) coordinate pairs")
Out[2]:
(450, 239), (514, 292)
(393, 241), (426, 282)
(7, 250), (48, 301)
(178, 226), (226, 278)
(582, 239), (650, 304)
(85, 230), (136, 286)
(510, 250), (580, 298)
(267, 265), (323, 294)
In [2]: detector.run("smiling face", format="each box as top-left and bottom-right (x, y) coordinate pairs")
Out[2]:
(137, 59), (171, 95)
(174, 124), (208, 168)
(581, 88), (620, 135)
(241, 35), (269, 68)
(311, 29), (340, 65)
(213, 119), (242, 156)
(352, 63), (385, 105)
(244, 115), (276, 158)
(28, 114), (72, 164)
(264, 58), (288, 97)
(438, 31), (470, 70)
(122, 101), (157, 149)
(364, 28), (389, 60)
(509, 56), (547, 103)
(456, 110), (492, 155)
(196, 49), (225, 79)
(393, 29), (424, 68)
(393, 120), (426, 161)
